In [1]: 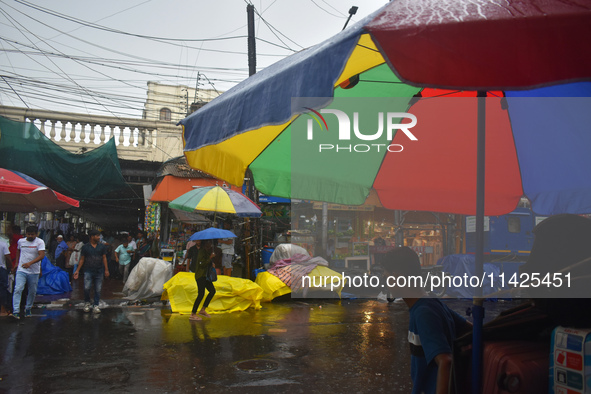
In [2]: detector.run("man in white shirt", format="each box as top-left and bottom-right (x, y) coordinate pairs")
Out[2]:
(12, 226), (45, 319)
(127, 233), (137, 251)
(219, 221), (235, 276)
(0, 239), (12, 316)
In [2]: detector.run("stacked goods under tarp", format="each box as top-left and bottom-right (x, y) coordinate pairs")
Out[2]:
(255, 245), (345, 301)
(0, 116), (127, 198)
(162, 273), (263, 314)
(123, 257), (173, 300)
(255, 265), (346, 302)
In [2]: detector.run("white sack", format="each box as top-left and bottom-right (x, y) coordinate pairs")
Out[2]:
(123, 257), (173, 300)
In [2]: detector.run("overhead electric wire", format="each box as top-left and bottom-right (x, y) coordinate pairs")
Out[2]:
(15, 0), (250, 43)
(0, 10), (268, 101)
(0, 63), (235, 118)
(1, 35), (234, 113)
(0, 86), (146, 117)
(0, 1), (293, 93)
(0, 37), (252, 73)
(0, 76), (146, 107)
(200, 73), (221, 96)
(317, 0), (347, 17)
(0, 0), (321, 121)
(309, 0), (346, 18)
(3, 2), (288, 57)
(4, 70), (222, 104)
(0, 6), (142, 115)
(0, 1), (242, 94)
(0, 45), (250, 82)
(0, 80), (205, 119)
(0, 75), (29, 107)
(252, 6), (303, 51)
(0, 73), (228, 114)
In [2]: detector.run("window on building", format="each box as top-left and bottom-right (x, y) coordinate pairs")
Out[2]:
(507, 216), (521, 233)
(160, 108), (172, 121)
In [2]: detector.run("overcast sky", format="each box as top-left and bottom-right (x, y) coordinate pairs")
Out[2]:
(0, 0), (387, 118)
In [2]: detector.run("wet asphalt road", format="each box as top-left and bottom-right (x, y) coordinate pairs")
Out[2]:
(1, 299), (414, 393)
(0, 282), (518, 393)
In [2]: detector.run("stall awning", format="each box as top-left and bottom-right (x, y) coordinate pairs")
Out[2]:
(150, 175), (241, 202)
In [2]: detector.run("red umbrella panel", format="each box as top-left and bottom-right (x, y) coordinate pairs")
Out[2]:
(0, 168), (79, 212)
(365, 0), (591, 89)
(374, 94), (524, 216)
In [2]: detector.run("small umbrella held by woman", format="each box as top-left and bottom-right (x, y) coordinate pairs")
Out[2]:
(183, 228), (236, 321)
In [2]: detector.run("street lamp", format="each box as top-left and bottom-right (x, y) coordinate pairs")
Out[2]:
(342, 6), (358, 30)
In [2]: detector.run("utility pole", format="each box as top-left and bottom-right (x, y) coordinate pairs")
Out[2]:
(194, 72), (201, 104)
(247, 4), (257, 76)
(188, 73), (204, 115)
(244, 4), (258, 280)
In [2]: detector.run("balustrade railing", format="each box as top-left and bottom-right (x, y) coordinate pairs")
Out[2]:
(0, 106), (183, 161)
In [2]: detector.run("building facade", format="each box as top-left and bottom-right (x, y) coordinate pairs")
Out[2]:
(143, 81), (221, 124)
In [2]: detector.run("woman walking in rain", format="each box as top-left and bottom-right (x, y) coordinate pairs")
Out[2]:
(185, 239), (216, 321)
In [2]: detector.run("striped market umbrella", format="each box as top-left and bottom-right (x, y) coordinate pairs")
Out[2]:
(169, 186), (261, 218)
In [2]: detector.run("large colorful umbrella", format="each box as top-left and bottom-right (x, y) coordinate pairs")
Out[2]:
(179, 1), (591, 392)
(169, 186), (261, 218)
(0, 168), (79, 212)
(180, 0), (591, 216)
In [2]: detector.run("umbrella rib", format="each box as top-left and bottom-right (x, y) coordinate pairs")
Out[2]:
(355, 43), (380, 53)
(359, 79), (411, 85)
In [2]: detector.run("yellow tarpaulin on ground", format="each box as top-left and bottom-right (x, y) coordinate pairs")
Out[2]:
(256, 271), (292, 302)
(255, 266), (346, 302)
(162, 272), (263, 314)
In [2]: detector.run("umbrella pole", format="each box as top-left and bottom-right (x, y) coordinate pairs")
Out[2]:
(472, 91), (487, 394)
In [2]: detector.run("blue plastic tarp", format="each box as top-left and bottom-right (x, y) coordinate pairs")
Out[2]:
(37, 257), (72, 295)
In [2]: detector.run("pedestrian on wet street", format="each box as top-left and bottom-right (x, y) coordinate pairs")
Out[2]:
(219, 221), (235, 277)
(127, 232), (136, 251)
(380, 247), (471, 394)
(12, 226), (45, 319)
(0, 238), (12, 316)
(186, 239), (216, 321)
(69, 234), (84, 278)
(74, 229), (109, 313)
(115, 235), (134, 284)
(7, 225), (22, 265)
(54, 235), (68, 269)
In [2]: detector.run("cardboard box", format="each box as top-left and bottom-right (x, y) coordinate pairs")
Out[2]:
(550, 326), (591, 393)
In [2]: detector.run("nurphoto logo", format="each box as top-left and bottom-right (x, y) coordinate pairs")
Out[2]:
(304, 108), (418, 153)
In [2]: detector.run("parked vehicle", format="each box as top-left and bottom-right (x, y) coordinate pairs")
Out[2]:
(464, 207), (546, 261)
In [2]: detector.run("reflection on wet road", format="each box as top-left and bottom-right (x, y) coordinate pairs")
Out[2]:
(0, 299), (517, 393)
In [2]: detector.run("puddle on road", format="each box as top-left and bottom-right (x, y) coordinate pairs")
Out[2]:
(235, 359), (280, 373)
